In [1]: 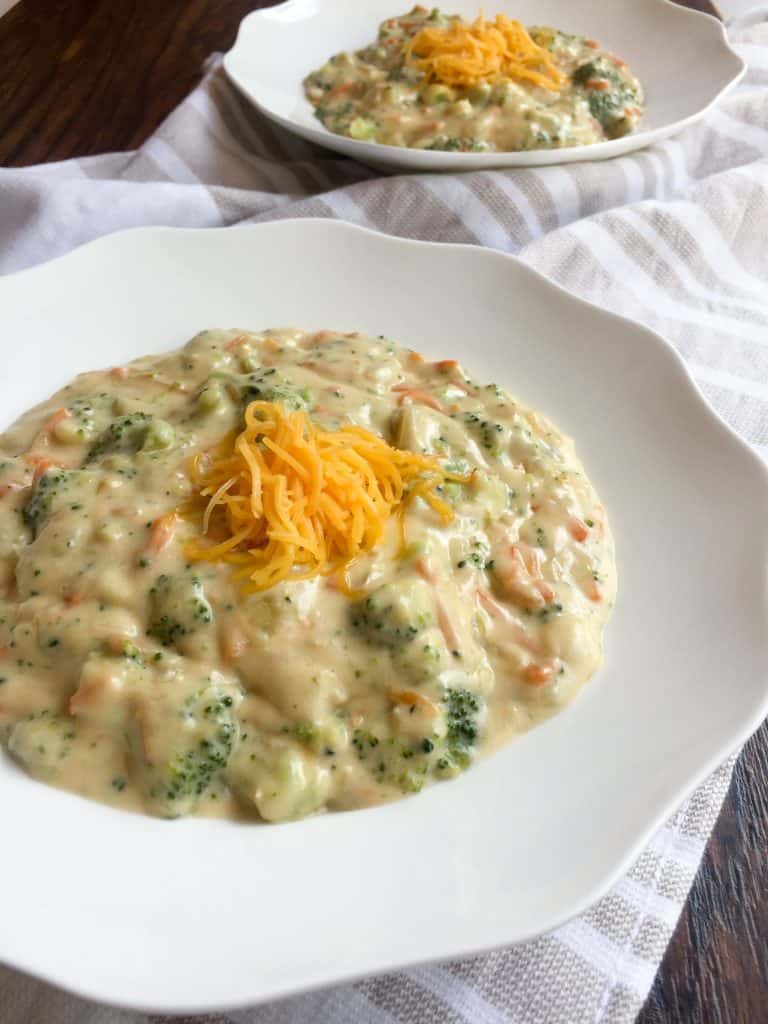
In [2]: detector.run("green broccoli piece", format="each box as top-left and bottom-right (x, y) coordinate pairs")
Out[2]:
(361, 687), (484, 792)
(8, 711), (78, 779)
(23, 469), (83, 537)
(349, 580), (433, 650)
(147, 572), (213, 649)
(139, 684), (239, 818)
(461, 411), (510, 456)
(228, 368), (310, 412)
(86, 412), (174, 462)
(572, 58), (640, 134)
(348, 685), (485, 795)
(572, 61), (601, 86)
(67, 397), (96, 436)
(587, 89), (627, 128)
(63, 393), (115, 442)
(435, 687), (484, 776)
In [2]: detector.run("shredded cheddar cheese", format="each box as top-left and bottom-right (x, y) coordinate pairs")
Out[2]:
(404, 14), (564, 91)
(186, 401), (458, 593)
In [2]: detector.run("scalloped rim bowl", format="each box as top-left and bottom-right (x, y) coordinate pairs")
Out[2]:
(0, 220), (767, 1013)
(223, 0), (746, 170)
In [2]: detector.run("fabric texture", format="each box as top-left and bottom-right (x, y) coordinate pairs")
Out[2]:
(1, 22), (767, 1024)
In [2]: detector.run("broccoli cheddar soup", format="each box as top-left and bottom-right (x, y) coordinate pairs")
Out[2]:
(0, 329), (615, 822)
(304, 7), (644, 153)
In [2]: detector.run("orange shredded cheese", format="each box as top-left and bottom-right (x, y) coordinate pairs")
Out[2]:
(404, 14), (564, 92)
(186, 401), (460, 593)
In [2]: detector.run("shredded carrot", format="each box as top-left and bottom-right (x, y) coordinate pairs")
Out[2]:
(392, 386), (445, 412)
(147, 511), (178, 555)
(326, 82), (355, 100)
(23, 455), (62, 481)
(585, 580), (602, 603)
(186, 401), (458, 593)
(568, 516), (589, 543)
(414, 555), (437, 585)
(585, 78), (609, 91)
(220, 619), (249, 662)
(523, 662), (553, 686)
(415, 557), (463, 652)
(390, 689), (440, 715)
(106, 634), (132, 655)
(43, 408), (71, 434)
(476, 587), (545, 657)
(477, 587), (506, 619)
(404, 14), (565, 92)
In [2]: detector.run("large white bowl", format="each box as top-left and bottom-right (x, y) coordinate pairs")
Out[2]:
(0, 221), (766, 1012)
(223, 0), (745, 171)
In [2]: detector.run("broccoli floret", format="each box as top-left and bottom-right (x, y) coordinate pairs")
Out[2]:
(359, 687), (484, 792)
(351, 729), (381, 758)
(435, 687), (484, 776)
(228, 369), (310, 412)
(62, 393), (115, 442)
(24, 469), (73, 536)
(572, 58), (640, 133)
(461, 412), (510, 456)
(23, 469), (85, 537)
(8, 711), (78, 779)
(227, 733), (331, 822)
(349, 581), (433, 650)
(456, 537), (491, 570)
(587, 89), (627, 128)
(67, 397), (96, 436)
(139, 682), (239, 818)
(147, 572), (213, 649)
(86, 412), (174, 462)
(346, 685), (485, 796)
(445, 687), (481, 746)
(572, 61), (600, 86)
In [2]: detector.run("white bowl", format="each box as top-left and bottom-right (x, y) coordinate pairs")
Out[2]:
(223, 0), (746, 171)
(0, 220), (766, 1012)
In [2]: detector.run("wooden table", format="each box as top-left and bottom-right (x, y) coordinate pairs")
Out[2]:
(0, 1), (765, 1020)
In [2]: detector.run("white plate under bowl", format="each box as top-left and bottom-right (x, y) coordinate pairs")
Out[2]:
(0, 221), (766, 1013)
(223, 0), (745, 171)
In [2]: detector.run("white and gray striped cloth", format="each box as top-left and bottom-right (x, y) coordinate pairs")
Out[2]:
(1, 21), (767, 1024)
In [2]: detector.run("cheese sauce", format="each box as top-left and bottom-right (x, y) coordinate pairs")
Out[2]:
(0, 328), (615, 821)
(304, 6), (644, 153)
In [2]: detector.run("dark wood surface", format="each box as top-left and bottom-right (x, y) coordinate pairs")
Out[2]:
(1, 2), (765, 1022)
(0, 0), (722, 166)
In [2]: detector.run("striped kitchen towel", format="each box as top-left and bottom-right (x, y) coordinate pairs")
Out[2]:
(1, 20), (767, 1024)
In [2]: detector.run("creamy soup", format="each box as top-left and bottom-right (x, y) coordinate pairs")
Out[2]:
(0, 329), (615, 821)
(304, 7), (644, 153)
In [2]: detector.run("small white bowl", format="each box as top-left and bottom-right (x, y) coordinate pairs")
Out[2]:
(223, 0), (745, 171)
